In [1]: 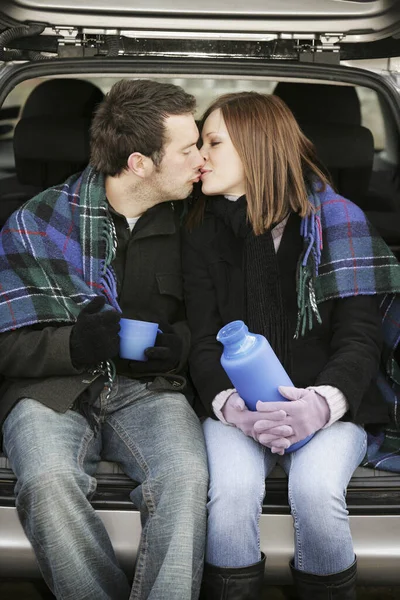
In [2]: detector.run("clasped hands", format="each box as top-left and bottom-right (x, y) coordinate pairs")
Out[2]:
(221, 387), (330, 454)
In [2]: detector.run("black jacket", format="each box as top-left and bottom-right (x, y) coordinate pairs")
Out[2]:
(182, 209), (389, 426)
(0, 201), (190, 428)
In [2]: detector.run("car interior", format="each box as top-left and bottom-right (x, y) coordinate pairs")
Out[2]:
(0, 76), (399, 235)
(0, 71), (400, 584)
(0, 78), (104, 225)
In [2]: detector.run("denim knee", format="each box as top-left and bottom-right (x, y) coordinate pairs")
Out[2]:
(16, 468), (96, 519)
(157, 452), (209, 506)
(205, 463), (264, 567)
(291, 469), (346, 507)
(208, 467), (264, 522)
(289, 475), (347, 535)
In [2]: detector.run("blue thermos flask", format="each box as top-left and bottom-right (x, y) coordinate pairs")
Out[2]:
(216, 320), (313, 452)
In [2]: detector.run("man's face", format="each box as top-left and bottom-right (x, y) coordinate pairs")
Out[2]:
(149, 114), (204, 201)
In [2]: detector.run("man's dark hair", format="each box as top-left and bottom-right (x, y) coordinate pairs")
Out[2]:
(90, 79), (196, 176)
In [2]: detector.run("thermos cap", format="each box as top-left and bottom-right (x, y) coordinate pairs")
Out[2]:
(217, 320), (248, 345)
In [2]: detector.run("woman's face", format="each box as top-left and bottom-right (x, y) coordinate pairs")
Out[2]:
(200, 109), (246, 197)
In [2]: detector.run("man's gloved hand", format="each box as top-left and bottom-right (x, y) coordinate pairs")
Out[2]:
(222, 392), (288, 441)
(128, 328), (182, 374)
(254, 386), (330, 454)
(70, 296), (121, 367)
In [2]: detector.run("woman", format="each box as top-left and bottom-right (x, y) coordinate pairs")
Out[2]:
(182, 92), (400, 599)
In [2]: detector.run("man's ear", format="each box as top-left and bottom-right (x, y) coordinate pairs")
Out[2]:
(127, 152), (153, 178)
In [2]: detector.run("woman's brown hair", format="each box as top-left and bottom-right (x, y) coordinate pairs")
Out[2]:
(186, 91), (330, 234)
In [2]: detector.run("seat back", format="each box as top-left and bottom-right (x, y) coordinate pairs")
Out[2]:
(274, 81), (400, 255)
(301, 122), (374, 203)
(274, 82), (373, 203)
(0, 79), (104, 227)
(274, 82), (361, 125)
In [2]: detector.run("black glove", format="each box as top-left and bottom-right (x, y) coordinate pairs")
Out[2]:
(70, 296), (121, 368)
(129, 329), (182, 374)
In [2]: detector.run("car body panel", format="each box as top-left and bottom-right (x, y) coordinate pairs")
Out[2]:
(2, 471), (400, 584)
(0, 505), (141, 580)
(1, 0), (400, 43)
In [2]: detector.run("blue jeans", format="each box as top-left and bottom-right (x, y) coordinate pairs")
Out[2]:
(2, 376), (208, 600)
(203, 418), (367, 575)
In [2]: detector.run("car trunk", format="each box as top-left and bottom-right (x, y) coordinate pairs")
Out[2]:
(0, 0), (400, 585)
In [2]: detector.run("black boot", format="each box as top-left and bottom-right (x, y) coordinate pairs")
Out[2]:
(199, 553), (266, 599)
(290, 558), (357, 599)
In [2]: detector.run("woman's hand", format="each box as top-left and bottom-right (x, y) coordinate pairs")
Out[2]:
(222, 392), (288, 441)
(254, 387), (330, 453)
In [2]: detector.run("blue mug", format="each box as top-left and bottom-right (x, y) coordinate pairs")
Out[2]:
(119, 318), (160, 361)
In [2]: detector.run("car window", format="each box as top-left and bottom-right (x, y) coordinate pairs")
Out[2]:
(356, 86), (385, 151)
(1, 78), (43, 139)
(86, 76), (387, 151)
(0, 74), (397, 215)
(0, 78), (45, 179)
(85, 76), (277, 118)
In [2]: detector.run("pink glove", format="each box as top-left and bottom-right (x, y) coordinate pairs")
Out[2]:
(222, 392), (288, 441)
(254, 387), (330, 454)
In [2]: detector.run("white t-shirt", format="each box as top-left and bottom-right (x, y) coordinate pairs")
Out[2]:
(126, 216), (140, 232)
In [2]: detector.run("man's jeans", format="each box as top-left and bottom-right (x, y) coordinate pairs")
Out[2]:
(3, 376), (208, 600)
(203, 418), (367, 575)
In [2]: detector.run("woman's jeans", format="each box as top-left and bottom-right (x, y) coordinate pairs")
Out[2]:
(2, 376), (208, 600)
(203, 418), (367, 575)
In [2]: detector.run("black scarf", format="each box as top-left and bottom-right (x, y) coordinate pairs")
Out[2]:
(209, 196), (290, 371)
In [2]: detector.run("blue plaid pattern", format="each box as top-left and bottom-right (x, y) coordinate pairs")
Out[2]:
(0, 165), (119, 332)
(300, 185), (400, 471)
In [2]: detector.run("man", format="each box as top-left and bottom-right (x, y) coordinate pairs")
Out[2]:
(0, 79), (208, 600)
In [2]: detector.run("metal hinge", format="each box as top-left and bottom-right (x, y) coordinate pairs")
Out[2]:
(54, 26), (80, 46)
(295, 34), (343, 64)
(52, 26), (103, 57)
(54, 26), (81, 57)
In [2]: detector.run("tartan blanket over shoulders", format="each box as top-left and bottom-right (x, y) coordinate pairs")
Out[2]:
(0, 165), (120, 333)
(299, 183), (400, 471)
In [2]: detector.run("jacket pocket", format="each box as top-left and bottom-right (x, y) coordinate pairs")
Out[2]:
(156, 273), (183, 301)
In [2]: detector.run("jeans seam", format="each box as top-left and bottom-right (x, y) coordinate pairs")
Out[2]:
(287, 452), (303, 569)
(289, 424), (367, 574)
(256, 446), (268, 555)
(77, 427), (98, 495)
(358, 428), (368, 465)
(193, 555), (205, 591)
(106, 417), (155, 599)
(107, 417), (154, 507)
(130, 535), (149, 600)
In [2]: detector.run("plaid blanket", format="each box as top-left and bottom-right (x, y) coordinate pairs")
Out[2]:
(0, 165), (120, 333)
(299, 184), (400, 471)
